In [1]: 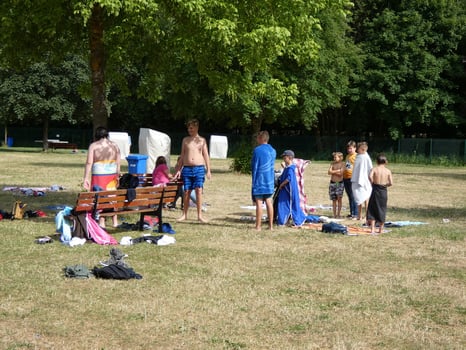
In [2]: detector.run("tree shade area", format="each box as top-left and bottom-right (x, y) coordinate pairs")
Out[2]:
(0, 0), (465, 139)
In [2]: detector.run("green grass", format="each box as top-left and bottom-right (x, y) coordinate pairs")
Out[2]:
(0, 148), (465, 349)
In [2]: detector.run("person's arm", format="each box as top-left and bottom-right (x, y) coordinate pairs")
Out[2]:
(164, 164), (173, 180)
(174, 139), (186, 179)
(279, 179), (289, 190)
(202, 138), (211, 179)
(387, 170), (393, 187)
(115, 144), (121, 174)
(369, 168), (375, 184)
(83, 144), (95, 191)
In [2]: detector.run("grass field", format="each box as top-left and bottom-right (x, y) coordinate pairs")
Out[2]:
(0, 148), (465, 350)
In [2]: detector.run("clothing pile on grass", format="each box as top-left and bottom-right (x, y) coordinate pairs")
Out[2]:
(53, 207), (176, 247)
(64, 248), (142, 280)
(2, 185), (65, 197)
(0, 200), (46, 221)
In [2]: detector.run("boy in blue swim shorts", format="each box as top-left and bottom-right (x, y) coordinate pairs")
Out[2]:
(175, 119), (211, 222)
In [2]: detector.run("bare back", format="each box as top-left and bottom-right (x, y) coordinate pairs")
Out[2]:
(90, 139), (120, 163)
(370, 165), (393, 187)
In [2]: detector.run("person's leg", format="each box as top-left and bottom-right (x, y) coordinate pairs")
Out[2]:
(329, 184), (336, 217)
(363, 199), (368, 221)
(177, 189), (192, 221)
(378, 222), (384, 234)
(178, 167), (192, 221)
(352, 199), (358, 219)
(190, 190), (197, 204)
(195, 187), (207, 222)
(255, 198), (263, 231)
(337, 197), (342, 218)
(343, 179), (353, 217)
(112, 214), (118, 227)
(357, 204), (363, 220)
(264, 197), (274, 230)
(369, 219), (376, 234)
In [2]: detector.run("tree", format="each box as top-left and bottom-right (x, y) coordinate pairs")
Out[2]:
(0, 0), (161, 133)
(0, 55), (90, 149)
(0, 0), (354, 136)
(349, 0), (466, 139)
(157, 0), (354, 135)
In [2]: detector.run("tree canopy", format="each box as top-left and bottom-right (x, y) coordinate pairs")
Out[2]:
(0, 0), (465, 139)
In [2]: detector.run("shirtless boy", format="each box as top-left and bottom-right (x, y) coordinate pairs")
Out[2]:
(327, 152), (345, 218)
(367, 154), (393, 235)
(175, 119), (211, 222)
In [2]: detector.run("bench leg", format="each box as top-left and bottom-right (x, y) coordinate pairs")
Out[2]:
(138, 212), (145, 231)
(155, 206), (163, 233)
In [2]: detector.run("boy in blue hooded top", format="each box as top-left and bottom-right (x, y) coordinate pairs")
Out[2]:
(251, 131), (276, 231)
(276, 150), (307, 226)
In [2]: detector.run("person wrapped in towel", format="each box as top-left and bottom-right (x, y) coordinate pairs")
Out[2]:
(351, 141), (373, 221)
(251, 131), (276, 231)
(83, 126), (121, 228)
(367, 154), (393, 235)
(276, 150), (306, 227)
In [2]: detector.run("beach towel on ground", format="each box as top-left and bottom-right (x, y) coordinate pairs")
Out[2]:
(86, 212), (118, 245)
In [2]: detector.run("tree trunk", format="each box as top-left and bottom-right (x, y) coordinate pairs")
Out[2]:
(42, 116), (49, 151)
(250, 114), (263, 147)
(89, 3), (108, 135)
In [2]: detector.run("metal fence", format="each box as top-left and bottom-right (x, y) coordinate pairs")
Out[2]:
(3, 127), (466, 163)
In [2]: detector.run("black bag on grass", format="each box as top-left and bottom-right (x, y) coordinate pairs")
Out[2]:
(92, 264), (142, 280)
(322, 222), (348, 234)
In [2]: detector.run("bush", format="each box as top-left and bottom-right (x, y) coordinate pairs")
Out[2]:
(230, 143), (253, 174)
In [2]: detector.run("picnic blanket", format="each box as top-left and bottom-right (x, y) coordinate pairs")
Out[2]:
(298, 223), (389, 236)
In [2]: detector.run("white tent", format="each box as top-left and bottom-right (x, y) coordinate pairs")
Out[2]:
(109, 132), (131, 160)
(209, 135), (228, 159)
(138, 128), (171, 173)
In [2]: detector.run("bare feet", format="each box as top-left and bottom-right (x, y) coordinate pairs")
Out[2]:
(198, 217), (208, 223)
(177, 215), (187, 222)
(255, 226), (261, 231)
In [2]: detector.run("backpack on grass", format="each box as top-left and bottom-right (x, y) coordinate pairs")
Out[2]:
(92, 264), (142, 280)
(12, 200), (27, 220)
(322, 222), (348, 234)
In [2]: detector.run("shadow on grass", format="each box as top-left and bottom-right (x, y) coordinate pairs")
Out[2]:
(0, 147), (44, 154)
(396, 171), (466, 181)
(30, 162), (83, 169)
(390, 206), (466, 220)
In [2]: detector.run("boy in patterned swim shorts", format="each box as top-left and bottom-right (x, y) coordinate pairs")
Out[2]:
(327, 152), (345, 218)
(175, 119), (211, 223)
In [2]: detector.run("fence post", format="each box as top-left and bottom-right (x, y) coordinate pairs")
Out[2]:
(429, 138), (433, 164)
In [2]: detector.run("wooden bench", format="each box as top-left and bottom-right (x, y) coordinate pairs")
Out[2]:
(48, 141), (78, 151)
(74, 182), (180, 232)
